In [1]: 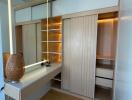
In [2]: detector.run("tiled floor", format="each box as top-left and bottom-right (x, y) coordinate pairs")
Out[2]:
(40, 90), (83, 100)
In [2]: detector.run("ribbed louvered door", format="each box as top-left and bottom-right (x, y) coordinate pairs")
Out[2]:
(63, 14), (97, 99)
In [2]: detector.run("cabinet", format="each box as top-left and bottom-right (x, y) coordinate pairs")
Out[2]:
(32, 4), (51, 20)
(15, 4), (51, 23)
(95, 12), (118, 100)
(96, 12), (118, 88)
(63, 15), (98, 98)
(15, 7), (32, 23)
(41, 16), (62, 63)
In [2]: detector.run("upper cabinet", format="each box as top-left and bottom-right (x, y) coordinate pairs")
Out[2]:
(15, 7), (32, 23)
(52, 0), (119, 16)
(15, 4), (51, 23)
(32, 4), (51, 20)
(32, 4), (47, 20)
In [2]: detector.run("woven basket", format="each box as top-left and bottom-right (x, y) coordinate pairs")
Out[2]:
(5, 54), (25, 82)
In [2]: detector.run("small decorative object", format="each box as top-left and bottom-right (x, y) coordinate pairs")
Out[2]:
(45, 60), (51, 67)
(5, 53), (25, 83)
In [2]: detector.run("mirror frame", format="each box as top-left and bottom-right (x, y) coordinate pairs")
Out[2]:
(8, 0), (49, 68)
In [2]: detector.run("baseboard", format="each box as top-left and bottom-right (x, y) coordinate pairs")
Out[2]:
(51, 87), (93, 100)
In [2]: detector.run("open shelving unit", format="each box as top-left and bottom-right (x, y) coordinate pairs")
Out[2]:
(41, 16), (62, 63)
(51, 73), (62, 89)
(41, 16), (62, 89)
(95, 12), (118, 100)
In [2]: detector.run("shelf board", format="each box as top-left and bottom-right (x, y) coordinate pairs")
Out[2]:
(42, 41), (62, 43)
(96, 63), (114, 70)
(53, 78), (62, 82)
(51, 80), (61, 89)
(41, 29), (61, 32)
(96, 56), (115, 60)
(43, 23), (62, 26)
(42, 52), (62, 54)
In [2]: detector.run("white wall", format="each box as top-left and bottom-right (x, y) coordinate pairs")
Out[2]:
(0, 17), (5, 100)
(0, 1), (8, 100)
(0, 1), (9, 52)
(52, 0), (119, 16)
(114, 0), (132, 100)
(0, 20), (5, 100)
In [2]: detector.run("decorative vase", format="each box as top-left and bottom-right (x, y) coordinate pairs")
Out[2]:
(5, 53), (25, 83)
(3, 52), (10, 78)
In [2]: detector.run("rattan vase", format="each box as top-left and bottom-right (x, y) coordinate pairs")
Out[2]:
(5, 54), (25, 83)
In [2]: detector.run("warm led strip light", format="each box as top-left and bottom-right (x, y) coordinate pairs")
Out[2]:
(25, 60), (47, 69)
(8, 0), (13, 54)
(47, 0), (49, 61)
(97, 18), (118, 23)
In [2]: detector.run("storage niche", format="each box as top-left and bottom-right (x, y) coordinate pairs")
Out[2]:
(41, 16), (62, 63)
(95, 12), (118, 100)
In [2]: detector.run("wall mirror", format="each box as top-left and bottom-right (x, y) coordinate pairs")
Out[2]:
(10, 0), (53, 67)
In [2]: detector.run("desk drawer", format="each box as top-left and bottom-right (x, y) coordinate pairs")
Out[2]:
(96, 68), (114, 79)
(96, 77), (113, 88)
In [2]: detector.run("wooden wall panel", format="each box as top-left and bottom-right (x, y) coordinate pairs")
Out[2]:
(97, 19), (117, 60)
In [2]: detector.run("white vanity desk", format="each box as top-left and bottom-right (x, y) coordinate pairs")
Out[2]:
(4, 63), (62, 100)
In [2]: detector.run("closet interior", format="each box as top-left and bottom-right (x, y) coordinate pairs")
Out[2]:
(95, 12), (118, 100)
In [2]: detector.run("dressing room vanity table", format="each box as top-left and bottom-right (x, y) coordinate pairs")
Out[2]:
(4, 63), (62, 100)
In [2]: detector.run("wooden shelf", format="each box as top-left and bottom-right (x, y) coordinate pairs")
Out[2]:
(42, 23), (62, 26)
(96, 63), (114, 70)
(41, 16), (62, 63)
(53, 78), (62, 82)
(96, 56), (115, 60)
(42, 52), (62, 55)
(42, 41), (62, 43)
(41, 29), (61, 31)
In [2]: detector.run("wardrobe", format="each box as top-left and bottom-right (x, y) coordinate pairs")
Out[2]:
(63, 15), (98, 99)
(62, 11), (118, 99)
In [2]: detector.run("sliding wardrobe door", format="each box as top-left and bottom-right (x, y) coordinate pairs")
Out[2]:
(22, 24), (37, 65)
(70, 17), (84, 95)
(81, 15), (97, 98)
(63, 14), (97, 99)
(62, 19), (71, 91)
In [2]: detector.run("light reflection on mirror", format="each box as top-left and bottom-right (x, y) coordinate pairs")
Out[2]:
(11, 0), (50, 66)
